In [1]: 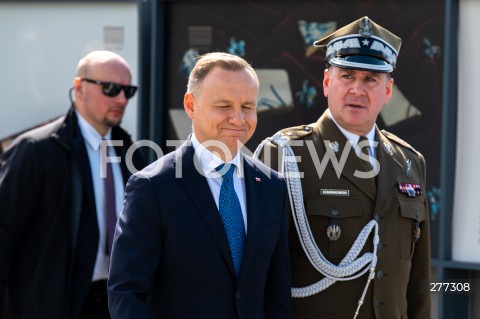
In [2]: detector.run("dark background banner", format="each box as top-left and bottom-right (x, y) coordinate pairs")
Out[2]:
(162, 0), (444, 257)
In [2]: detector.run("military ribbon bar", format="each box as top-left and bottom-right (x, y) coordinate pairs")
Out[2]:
(398, 183), (422, 198)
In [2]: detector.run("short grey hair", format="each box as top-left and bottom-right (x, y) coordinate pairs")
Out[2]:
(187, 52), (258, 96)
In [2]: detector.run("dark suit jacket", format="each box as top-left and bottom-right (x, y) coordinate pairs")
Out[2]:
(260, 109), (431, 319)
(108, 141), (292, 319)
(0, 106), (145, 319)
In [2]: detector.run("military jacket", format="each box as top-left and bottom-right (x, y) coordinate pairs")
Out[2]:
(260, 109), (431, 319)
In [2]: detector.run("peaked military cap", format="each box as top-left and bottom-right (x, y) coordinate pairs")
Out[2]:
(314, 16), (401, 73)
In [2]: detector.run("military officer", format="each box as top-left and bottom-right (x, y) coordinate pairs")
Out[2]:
(255, 16), (431, 319)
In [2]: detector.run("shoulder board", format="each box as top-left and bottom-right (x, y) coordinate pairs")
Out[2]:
(381, 130), (420, 155)
(278, 124), (314, 140)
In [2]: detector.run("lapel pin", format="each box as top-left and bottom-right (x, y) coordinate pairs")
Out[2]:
(255, 177), (261, 182)
(405, 159), (412, 178)
(329, 141), (339, 152)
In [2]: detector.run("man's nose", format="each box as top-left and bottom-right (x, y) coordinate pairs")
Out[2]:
(229, 106), (245, 124)
(349, 80), (366, 95)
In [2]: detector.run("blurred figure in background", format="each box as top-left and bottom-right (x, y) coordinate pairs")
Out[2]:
(0, 50), (145, 319)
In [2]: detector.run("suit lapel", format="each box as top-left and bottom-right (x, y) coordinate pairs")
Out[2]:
(375, 130), (404, 208)
(176, 144), (236, 275)
(317, 111), (376, 200)
(239, 156), (263, 277)
(70, 125), (98, 234)
(55, 108), (99, 263)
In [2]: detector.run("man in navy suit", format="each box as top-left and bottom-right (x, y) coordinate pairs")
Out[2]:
(107, 52), (292, 318)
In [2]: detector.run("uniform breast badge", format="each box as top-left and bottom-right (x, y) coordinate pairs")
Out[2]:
(326, 222), (342, 241)
(405, 159), (412, 178)
(413, 221), (421, 242)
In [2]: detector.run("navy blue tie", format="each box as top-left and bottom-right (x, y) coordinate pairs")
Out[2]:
(216, 164), (245, 276)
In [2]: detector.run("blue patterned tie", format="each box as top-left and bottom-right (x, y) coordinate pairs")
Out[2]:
(216, 164), (246, 276)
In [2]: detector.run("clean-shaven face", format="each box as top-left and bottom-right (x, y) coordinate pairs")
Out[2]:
(323, 66), (393, 135)
(184, 66), (259, 160)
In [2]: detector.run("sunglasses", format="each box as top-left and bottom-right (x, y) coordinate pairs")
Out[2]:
(82, 78), (138, 99)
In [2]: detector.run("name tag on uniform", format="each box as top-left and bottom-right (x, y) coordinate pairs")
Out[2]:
(320, 189), (350, 197)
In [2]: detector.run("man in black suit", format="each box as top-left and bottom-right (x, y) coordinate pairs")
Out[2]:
(0, 50), (145, 319)
(107, 52), (292, 319)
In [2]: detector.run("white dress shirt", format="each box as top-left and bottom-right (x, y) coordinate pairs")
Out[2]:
(191, 133), (248, 233)
(76, 111), (125, 281)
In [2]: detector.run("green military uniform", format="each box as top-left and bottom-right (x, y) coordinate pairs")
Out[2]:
(259, 109), (431, 318)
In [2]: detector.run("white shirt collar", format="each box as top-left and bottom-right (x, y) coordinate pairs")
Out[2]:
(328, 109), (376, 147)
(191, 132), (242, 177)
(76, 110), (112, 151)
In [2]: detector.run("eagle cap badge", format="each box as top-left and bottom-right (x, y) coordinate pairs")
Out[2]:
(359, 16), (373, 37)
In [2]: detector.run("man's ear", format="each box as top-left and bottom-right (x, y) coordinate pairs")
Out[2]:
(73, 77), (83, 96)
(184, 92), (195, 120)
(323, 68), (330, 97)
(384, 77), (394, 104)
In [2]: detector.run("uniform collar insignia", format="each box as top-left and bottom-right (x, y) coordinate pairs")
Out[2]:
(382, 142), (393, 156)
(329, 141), (339, 152)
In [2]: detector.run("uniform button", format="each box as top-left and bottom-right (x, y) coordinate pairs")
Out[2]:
(374, 213), (381, 222)
(375, 299), (382, 308)
(377, 270), (384, 279)
(378, 242), (383, 251)
(331, 209), (339, 217)
(235, 292), (242, 300)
